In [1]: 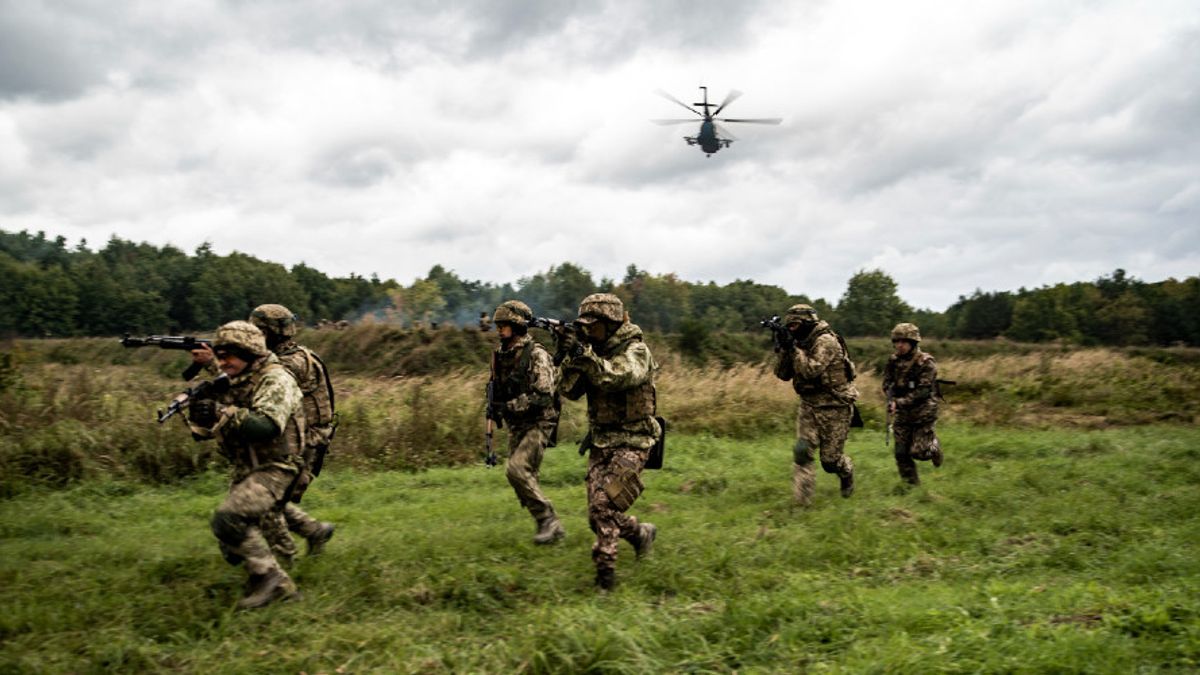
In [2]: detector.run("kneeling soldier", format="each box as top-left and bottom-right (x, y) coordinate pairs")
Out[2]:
(490, 300), (565, 544)
(883, 322), (943, 486)
(188, 321), (306, 609)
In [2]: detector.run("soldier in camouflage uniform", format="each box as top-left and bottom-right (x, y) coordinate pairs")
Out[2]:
(559, 293), (660, 591)
(883, 322), (943, 486)
(488, 301), (564, 544)
(248, 305), (337, 562)
(773, 304), (858, 505)
(187, 321), (306, 609)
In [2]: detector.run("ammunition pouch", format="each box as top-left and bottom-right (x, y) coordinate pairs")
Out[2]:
(603, 465), (644, 512)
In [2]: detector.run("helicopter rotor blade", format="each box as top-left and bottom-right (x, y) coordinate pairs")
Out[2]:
(716, 117), (783, 125)
(713, 123), (739, 141)
(650, 119), (700, 125)
(712, 90), (743, 116)
(654, 89), (704, 117)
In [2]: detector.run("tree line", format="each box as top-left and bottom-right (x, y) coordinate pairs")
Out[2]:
(1, 228), (1197, 346)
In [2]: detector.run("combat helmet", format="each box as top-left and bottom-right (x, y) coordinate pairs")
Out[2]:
(784, 303), (819, 325)
(576, 293), (624, 324)
(250, 304), (298, 339)
(891, 322), (921, 343)
(492, 300), (533, 328)
(214, 320), (270, 358)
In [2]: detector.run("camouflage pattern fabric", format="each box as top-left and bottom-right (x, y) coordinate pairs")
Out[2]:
(773, 320), (859, 408)
(560, 321), (661, 450)
(795, 401), (854, 476)
(213, 467), (295, 577)
(893, 421), (941, 485)
(882, 348), (939, 425)
(506, 421), (558, 521)
(263, 503), (326, 561)
(586, 445), (649, 573)
(274, 341), (335, 450)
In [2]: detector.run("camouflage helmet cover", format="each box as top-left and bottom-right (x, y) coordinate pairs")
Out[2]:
(250, 303), (298, 338)
(891, 322), (921, 343)
(784, 303), (819, 324)
(576, 293), (624, 324)
(214, 320), (270, 357)
(492, 300), (533, 327)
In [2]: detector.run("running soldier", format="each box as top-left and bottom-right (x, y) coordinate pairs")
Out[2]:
(248, 305), (337, 561)
(772, 304), (858, 505)
(188, 321), (305, 609)
(488, 300), (564, 544)
(559, 293), (660, 591)
(882, 322), (943, 486)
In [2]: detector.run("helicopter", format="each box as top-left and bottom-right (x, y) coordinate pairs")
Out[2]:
(652, 86), (782, 157)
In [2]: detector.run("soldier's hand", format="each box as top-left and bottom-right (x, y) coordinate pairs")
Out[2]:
(189, 399), (219, 427)
(191, 343), (215, 365)
(888, 401), (897, 415)
(557, 330), (584, 360)
(505, 393), (530, 413)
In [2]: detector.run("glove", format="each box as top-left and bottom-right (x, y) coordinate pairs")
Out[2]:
(558, 330), (584, 360)
(189, 399), (219, 427)
(775, 330), (795, 353)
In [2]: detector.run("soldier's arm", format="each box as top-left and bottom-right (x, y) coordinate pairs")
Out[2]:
(881, 360), (895, 394)
(773, 348), (795, 381)
(223, 368), (302, 440)
(508, 346), (558, 412)
(893, 357), (937, 408)
(571, 341), (654, 391)
(791, 335), (838, 380)
(558, 367), (587, 400)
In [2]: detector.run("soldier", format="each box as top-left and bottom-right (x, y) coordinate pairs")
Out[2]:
(488, 300), (564, 545)
(187, 321), (305, 609)
(882, 322), (943, 486)
(248, 304), (337, 562)
(772, 304), (858, 505)
(558, 293), (660, 591)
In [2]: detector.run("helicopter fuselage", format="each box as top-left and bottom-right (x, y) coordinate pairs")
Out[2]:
(685, 120), (731, 156)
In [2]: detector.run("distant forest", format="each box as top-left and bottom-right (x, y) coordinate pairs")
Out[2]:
(1, 228), (1198, 346)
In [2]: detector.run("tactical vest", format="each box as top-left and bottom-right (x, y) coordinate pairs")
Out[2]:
(279, 343), (335, 428)
(219, 360), (304, 469)
(586, 336), (657, 426)
(494, 339), (557, 418)
(792, 327), (855, 395)
(889, 351), (936, 398)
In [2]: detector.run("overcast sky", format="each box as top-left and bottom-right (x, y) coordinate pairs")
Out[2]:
(1, 1), (1197, 309)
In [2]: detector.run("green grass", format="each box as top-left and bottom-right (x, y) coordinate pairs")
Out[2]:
(3, 425), (1198, 672)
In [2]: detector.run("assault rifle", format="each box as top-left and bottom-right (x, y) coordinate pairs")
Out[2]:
(121, 334), (212, 380)
(531, 316), (585, 364)
(484, 354), (503, 468)
(759, 316), (793, 352)
(158, 374), (230, 424)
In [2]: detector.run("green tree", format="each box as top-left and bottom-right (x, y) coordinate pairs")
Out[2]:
(836, 270), (912, 336)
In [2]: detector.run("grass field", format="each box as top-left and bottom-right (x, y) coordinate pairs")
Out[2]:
(3, 424), (1198, 673)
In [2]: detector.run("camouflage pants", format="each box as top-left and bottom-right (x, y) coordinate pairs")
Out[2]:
(263, 503), (325, 561)
(586, 445), (648, 574)
(893, 421), (940, 485)
(211, 467), (295, 578)
(506, 421), (557, 522)
(792, 403), (854, 504)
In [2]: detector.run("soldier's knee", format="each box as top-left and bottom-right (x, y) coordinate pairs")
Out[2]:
(505, 460), (526, 484)
(211, 509), (249, 547)
(820, 460), (840, 474)
(792, 440), (813, 465)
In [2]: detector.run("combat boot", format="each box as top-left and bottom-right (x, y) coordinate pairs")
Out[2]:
(630, 522), (657, 558)
(595, 568), (616, 592)
(306, 522), (335, 556)
(238, 569), (300, 610)
(931, 445), (944, 468)
(532, 515), (565, 545)
(840, 471), (855, 498)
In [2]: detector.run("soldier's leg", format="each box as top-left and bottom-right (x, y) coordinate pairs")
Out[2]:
(893, 424), (920, 485)
(282, 502), (336, 555)
(907, 421), (943, 467)
(587, 446), (647, 588)
(792, 403), (818, 505)
(211, 468), (298, 605)
(261, 509), (297, 565)
(505, 424), (555, 521)
(815, 406), (855, 498)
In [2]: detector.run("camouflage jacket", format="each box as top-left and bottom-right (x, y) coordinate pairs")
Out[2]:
(190, 353), (305, 481)
(492, 334), (559, 428)
(773, 321), (858, 407)
(274, 340), (336, 449)
(560, 321), (661, 450)
(882, 348), (939, 425)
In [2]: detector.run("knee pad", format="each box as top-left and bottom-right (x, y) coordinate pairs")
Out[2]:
(211, 510), (249, 548)
(820, 460), (840, 474)
(218, 542), (244, 566)
(792, 440), (813, 465)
